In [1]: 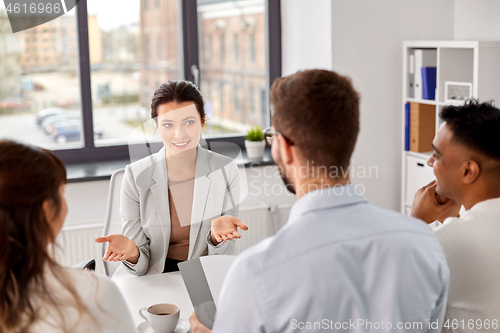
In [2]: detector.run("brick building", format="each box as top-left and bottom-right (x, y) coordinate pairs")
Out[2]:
(139, 0), (266, 132)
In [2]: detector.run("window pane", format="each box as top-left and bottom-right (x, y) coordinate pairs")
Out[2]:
(0, 7), (83, 150)
(198, 0), (266, 136)
(87, 0), (182, 147)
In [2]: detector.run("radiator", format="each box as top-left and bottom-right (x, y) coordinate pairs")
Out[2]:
(233, 203), (291, 255)
(54, 221), (105, 274)
(54, 204), (291, 275)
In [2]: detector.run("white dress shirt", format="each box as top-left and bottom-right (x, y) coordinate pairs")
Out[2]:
(213, 185), (450, 333)
(31, 268), (135, 332)
(432, 197), (500, 333)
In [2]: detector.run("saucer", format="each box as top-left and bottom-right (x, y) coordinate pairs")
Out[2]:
(136, 318), (191, 333)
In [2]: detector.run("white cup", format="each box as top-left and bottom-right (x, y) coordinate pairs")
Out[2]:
(139, 303), (180, 333)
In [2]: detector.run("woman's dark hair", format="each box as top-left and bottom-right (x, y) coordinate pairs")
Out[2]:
(270, 69), (360, 170)
(440, 99), (500, 160)
(151, 80), (205, 123)
(0, 140), (94, 332)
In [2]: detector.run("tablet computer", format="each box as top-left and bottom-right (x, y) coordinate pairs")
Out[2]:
(178, 255), (236, 329)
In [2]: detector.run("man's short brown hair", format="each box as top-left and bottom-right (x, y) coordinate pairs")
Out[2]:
(270, 69), (360, 170)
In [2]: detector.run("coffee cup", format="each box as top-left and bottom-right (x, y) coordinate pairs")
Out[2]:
(139, 303), (180, 333)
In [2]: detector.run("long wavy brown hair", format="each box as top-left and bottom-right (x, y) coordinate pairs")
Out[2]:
(0, 140), (95, 332)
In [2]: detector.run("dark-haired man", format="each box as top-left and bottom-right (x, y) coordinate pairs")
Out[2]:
(411, 100), (500, 332)
(190, 69), (449, 333)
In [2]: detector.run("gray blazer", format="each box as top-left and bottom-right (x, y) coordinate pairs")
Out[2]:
(118, 145), (239, 276)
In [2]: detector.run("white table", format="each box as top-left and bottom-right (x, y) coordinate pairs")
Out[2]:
(114, 272), (194, 329)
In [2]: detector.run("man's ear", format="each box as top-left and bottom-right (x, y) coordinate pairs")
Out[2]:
(278, 135), (294, 166)
(462, 160), (481, 185)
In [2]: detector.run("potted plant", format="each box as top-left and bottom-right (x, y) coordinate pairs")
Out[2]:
(244, 125), (265, 160)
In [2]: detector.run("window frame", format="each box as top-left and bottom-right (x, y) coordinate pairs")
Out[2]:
(51, 0), (281, 164)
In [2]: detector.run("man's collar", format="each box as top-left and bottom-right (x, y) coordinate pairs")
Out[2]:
(288, 184), (368, 224)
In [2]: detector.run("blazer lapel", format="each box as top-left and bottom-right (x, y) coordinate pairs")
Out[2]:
(188, 146), (212, 259)
(150, 146), (171, 256)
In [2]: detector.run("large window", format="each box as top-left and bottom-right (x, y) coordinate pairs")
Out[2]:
(199, 0), (270, 135)
(87, 0), (181, 148)
(0, 5), (82, 150)
(0, 0), (281, 163)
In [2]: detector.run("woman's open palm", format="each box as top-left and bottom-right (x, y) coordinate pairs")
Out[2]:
(210, 216), (248, 243)
(95, 234), (139, 263)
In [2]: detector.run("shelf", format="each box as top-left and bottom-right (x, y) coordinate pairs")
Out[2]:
(403, 40), (500, 49)
(402, 39), (500, 214)
(405, 99), (468, 107)
(404, 150), (433, 160)
(405, 98), (438, 105)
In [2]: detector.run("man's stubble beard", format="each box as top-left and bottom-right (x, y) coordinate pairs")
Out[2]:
(274, 145), (296, 195)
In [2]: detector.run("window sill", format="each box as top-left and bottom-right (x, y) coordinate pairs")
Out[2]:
(66, 146), (275, 183)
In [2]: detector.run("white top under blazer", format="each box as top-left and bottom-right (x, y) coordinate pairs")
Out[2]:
(118, 145), (240, 276)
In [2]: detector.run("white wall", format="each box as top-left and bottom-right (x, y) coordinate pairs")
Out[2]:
(331, 0), (455, 210)
(454, 0), (500, 40)
(65, 180), (110, 224)
(281, 0), (455, 210)
(281, 0), (333, 75)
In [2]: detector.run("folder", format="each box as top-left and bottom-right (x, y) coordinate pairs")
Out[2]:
(408, 49), (415, 99)
(409, 102), (435, 152)
(405, 102), (410, 151)
(422, 67), (436, 100)
(414, 50), (423, 100)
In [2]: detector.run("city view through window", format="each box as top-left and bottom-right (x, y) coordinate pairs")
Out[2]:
(0, 0), (267, 151)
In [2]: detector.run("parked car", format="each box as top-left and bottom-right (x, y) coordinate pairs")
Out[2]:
(42, 114), (80, 134)
(35, 108), (66, 126)
(51, 120), (104, 144)
(1, 97), (31, 110)
(57, 98), (78, 108)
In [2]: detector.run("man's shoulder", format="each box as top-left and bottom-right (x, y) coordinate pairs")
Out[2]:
(233, 202), (440, 275)
(434, 199), (500, 243)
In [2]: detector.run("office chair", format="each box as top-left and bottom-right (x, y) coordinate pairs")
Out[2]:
(101, 168), (126, 277)
(71, 259), (96, 271)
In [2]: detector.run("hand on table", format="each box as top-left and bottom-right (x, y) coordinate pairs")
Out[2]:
(411, 180), (460, 224)
(189, 312), (212, 333)
(210, 216), (248, 244)
(95, 234), (140, 263)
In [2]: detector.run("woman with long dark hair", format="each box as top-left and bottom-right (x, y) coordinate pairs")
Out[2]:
(0, 140), (135, 333)
(96, 80), (248, 276)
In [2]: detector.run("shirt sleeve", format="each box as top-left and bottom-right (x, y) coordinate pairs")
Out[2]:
(94, 275), (137, 333)
(212, 257), (266, 333)
(426, 258), (450, 333)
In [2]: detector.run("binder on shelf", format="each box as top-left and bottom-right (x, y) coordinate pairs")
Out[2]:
(422, 67), (437, 100)
(405, 102), (410, 151)
(408, 49), (415, 98)
(409, 102), (435, 153)
(414, 50), (423, 100)
(412, 49), (437, 101)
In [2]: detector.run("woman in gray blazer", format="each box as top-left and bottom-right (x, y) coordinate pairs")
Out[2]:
(96, 81), (247, 276)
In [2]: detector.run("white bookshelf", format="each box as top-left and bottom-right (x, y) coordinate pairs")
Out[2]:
(401, 41), (500, 214)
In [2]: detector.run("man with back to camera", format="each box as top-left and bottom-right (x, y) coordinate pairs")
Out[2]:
(190, 69), (450, 333)
(411, 100), (500, 333)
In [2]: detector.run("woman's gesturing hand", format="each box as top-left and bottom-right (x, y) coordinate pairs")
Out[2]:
(210, 216), (249, 244)
(95, 234), (140, 263)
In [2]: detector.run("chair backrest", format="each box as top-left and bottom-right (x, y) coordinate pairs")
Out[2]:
(102, 168), (125, 276)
